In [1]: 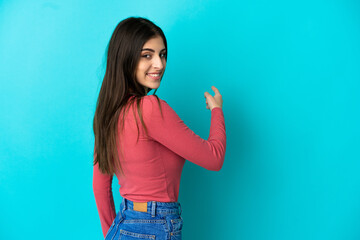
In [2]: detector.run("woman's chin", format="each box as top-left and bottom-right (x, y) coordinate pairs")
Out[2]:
(148, 83), (160, 90)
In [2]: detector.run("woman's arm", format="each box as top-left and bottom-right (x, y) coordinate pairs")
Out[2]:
(92, 156), (116, 238)
(143, 95), (226, 171)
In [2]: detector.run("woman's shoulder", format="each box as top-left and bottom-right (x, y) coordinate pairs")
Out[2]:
(142, 95), (168, 106)
(141, 95), (171, 116)
(143, 94), (166, 102)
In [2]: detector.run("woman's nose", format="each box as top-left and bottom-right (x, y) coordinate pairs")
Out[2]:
(152, 56), (164, 70)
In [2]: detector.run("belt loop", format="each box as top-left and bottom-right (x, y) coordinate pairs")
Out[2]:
(179, 203), (182, 215)
(121, 198), (126, 216)
(151, 201), (156, 217)
(123, 198), (127, 211)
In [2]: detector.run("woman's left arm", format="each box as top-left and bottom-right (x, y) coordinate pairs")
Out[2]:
(92, 158), (116, 238)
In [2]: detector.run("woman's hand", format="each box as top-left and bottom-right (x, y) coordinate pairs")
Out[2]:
(204, 86), (223, 110)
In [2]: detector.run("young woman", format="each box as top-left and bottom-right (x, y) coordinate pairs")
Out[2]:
(93, 17), (226, 240)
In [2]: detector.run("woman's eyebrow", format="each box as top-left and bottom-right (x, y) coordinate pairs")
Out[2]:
(141, 48), (167, 52)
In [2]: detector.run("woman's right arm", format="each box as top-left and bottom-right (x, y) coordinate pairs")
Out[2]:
(142, 95), (226, 171)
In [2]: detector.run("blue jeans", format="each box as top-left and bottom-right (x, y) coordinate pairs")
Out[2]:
(105, 198), (183, 240)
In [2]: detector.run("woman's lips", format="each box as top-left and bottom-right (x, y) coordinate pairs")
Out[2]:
(146, 73), (161, 80)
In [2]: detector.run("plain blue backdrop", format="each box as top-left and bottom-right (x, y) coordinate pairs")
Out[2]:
(1, 0), (360, 239)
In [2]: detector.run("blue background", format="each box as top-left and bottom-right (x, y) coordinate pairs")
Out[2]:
(1, 0), (360, 239)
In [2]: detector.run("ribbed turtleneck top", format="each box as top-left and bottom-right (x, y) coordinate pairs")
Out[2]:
(93, 95), (226, 237)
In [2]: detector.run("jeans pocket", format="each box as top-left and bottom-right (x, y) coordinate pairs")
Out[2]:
(170, 216), (183, 232)
(170, 216), (183, 239)
(119, 229), (156, 239)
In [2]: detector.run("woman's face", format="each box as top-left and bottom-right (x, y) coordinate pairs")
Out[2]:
(135, 35), (167, 92)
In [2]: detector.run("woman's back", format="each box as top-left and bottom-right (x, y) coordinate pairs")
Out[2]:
(93, 95), (226, 235)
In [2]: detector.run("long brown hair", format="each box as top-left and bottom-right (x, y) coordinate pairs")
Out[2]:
(93, 17), (167, 175)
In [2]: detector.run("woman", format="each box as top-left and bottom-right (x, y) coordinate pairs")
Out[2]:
(93, 17), (226, 240)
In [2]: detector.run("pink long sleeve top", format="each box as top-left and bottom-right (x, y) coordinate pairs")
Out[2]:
(93, 95), (226, 237)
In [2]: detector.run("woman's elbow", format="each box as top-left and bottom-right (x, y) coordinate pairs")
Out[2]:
(214, 162), (224, 171)
(206, 159), (224, 171)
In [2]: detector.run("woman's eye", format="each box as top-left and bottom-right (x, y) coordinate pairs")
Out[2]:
(142, 53), (166, 59)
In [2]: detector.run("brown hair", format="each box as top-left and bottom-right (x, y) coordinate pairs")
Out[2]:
(93, 17), (167, 175)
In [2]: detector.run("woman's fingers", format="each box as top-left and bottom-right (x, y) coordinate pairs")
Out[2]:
(211, 86), (220, 95)
(204, 86), (223, 110)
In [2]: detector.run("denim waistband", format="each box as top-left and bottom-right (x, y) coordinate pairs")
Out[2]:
(121, 198), (182, 217)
